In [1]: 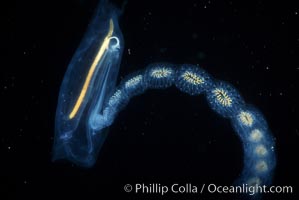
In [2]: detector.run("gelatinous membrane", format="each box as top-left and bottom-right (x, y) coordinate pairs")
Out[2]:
(53, 0), (124, 167)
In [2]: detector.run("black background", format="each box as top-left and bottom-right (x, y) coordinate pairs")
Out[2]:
(3, 0), (299, 199)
